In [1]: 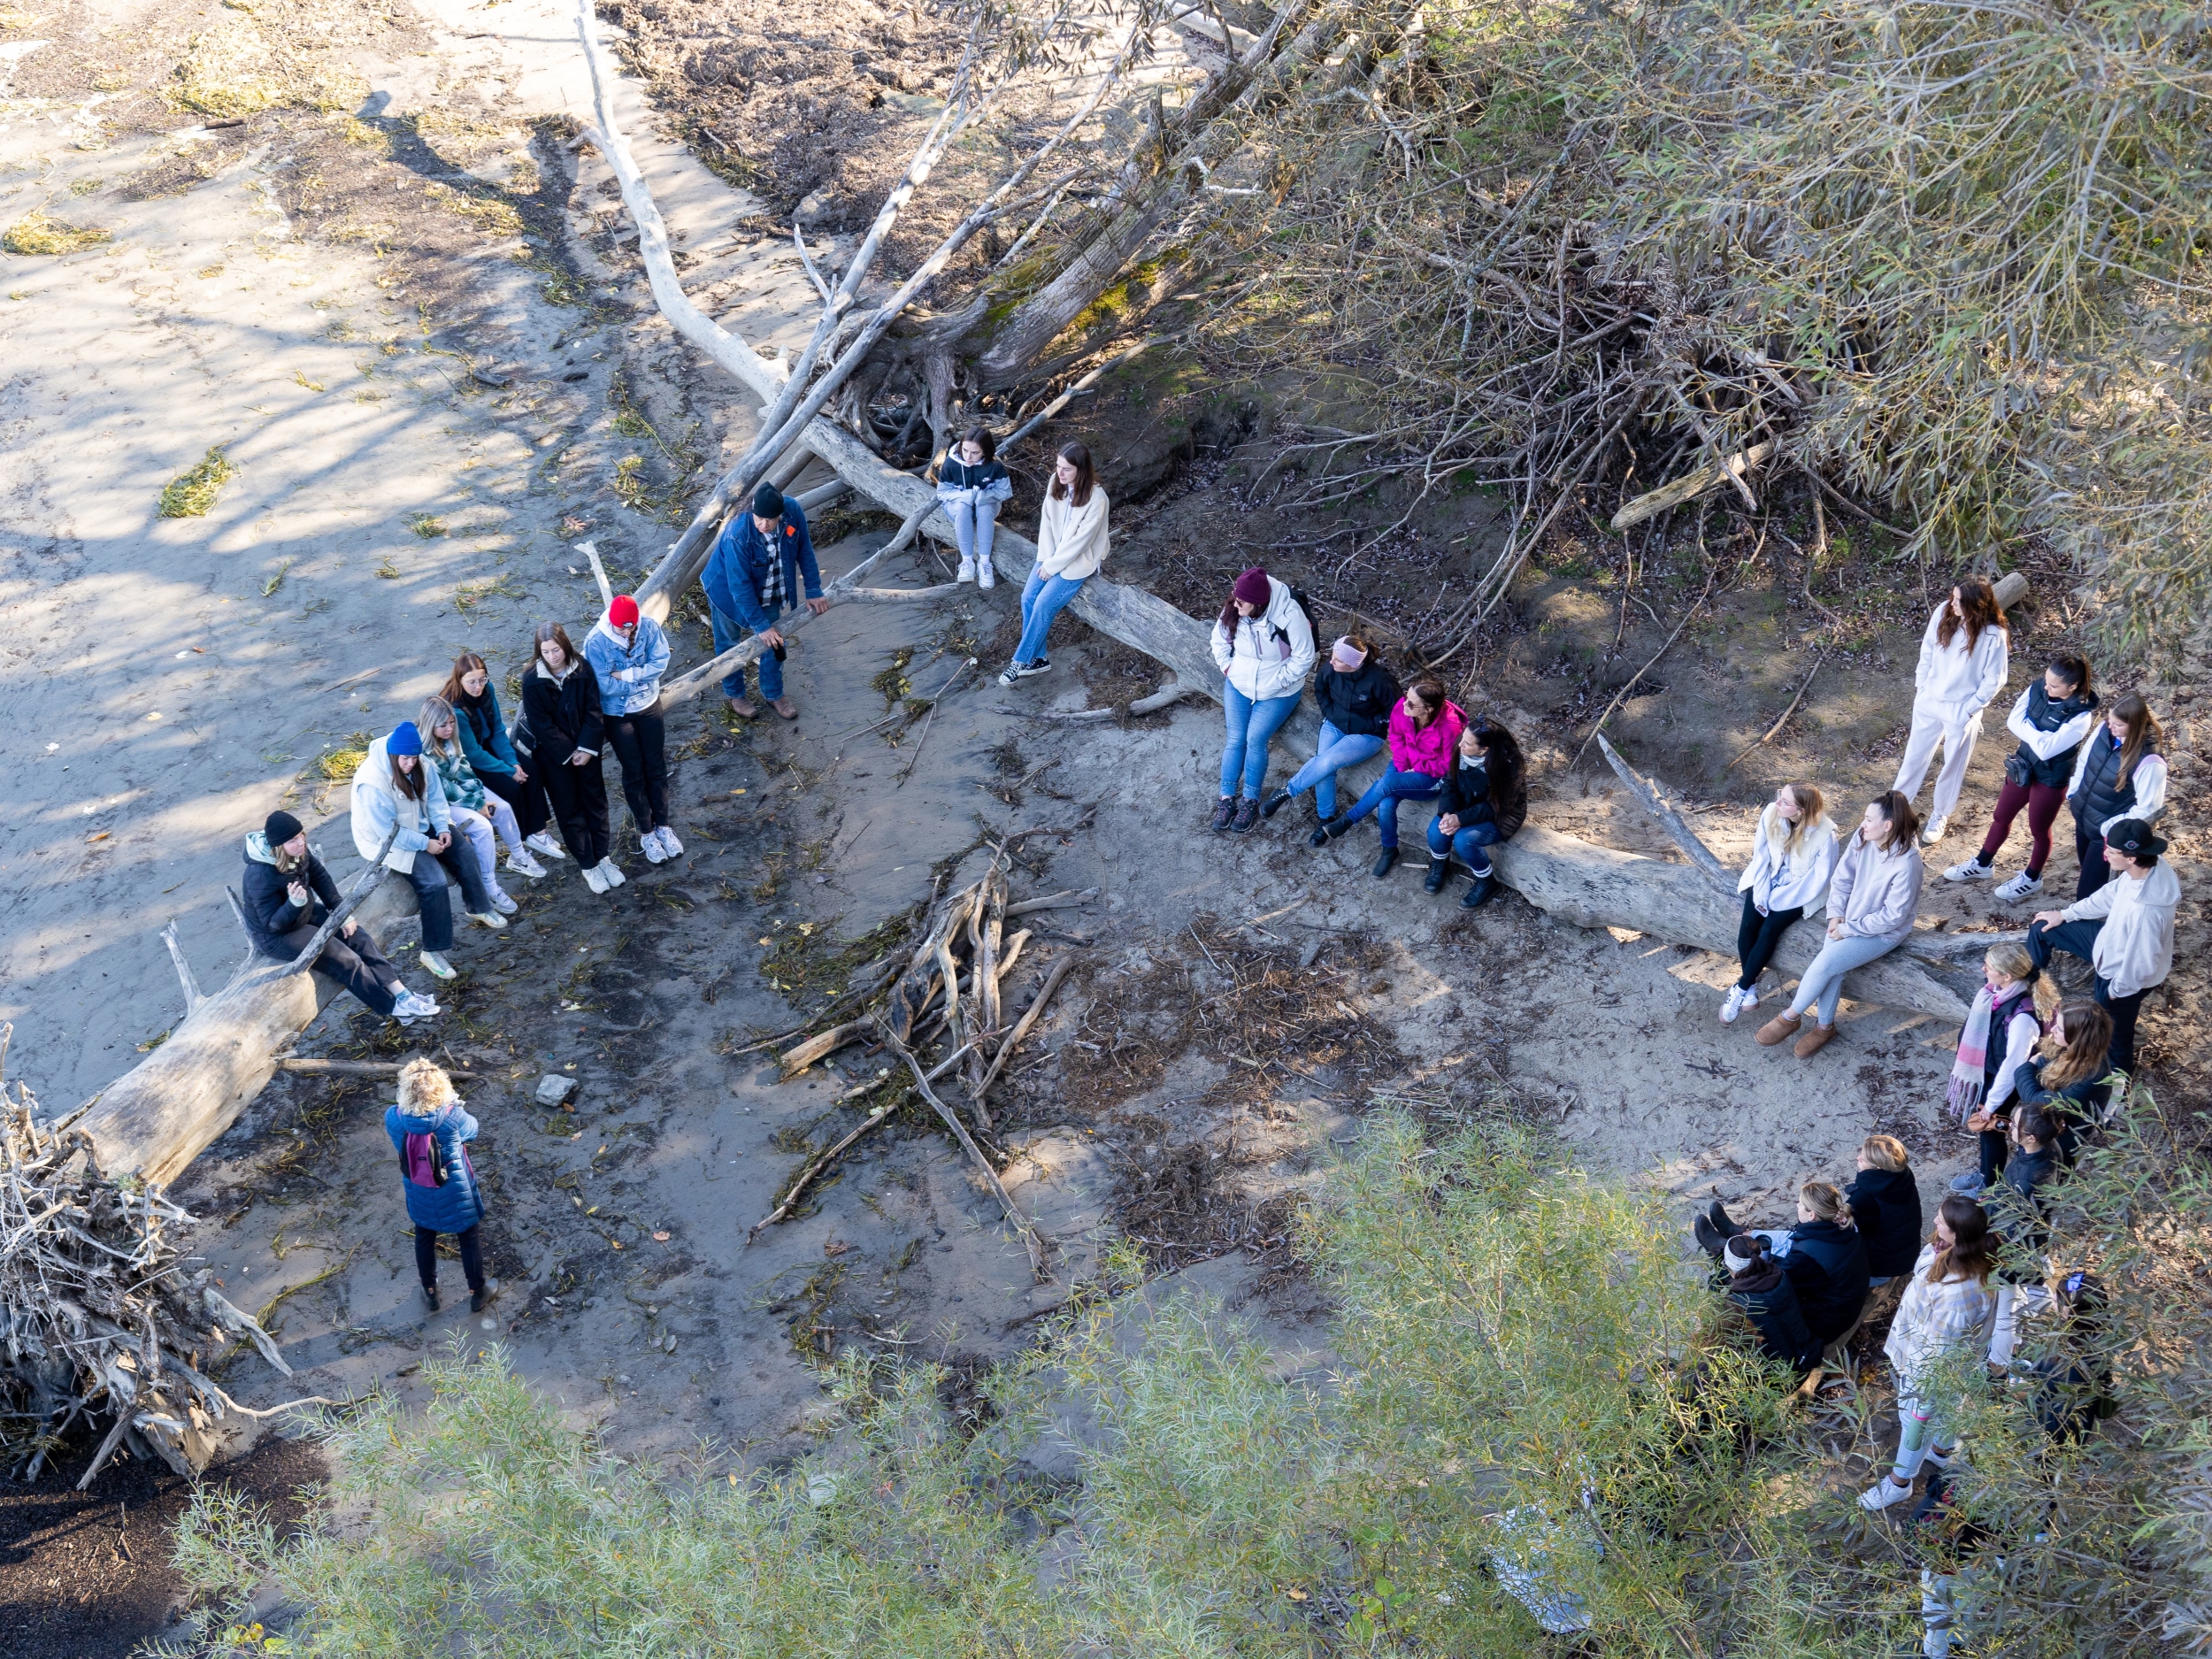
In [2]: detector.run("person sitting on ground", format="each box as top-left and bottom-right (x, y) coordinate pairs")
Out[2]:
(1210, 565), (1317, 834)
(1423, 717), (1527, 909)
(419, 695), (525, 916)
(2062, 691), (2166, 899)
(1861, 1195), (1999, 1511)
(384, 1057), (492, 1315)
(241, 810), (436, 1025)
(1893, 578), (2009, 849)
(1263, 634), (1399, 826)
(2027, 818), (2177, 1077)
(1984, 1103), (2066, 1375)
(703, 483), (829, 719)
(2014, 995), (2117, 1159)
(584, 595), (682, 864)
(349, 720), (504, 983)
(1844, 1135), (1924, 1286)
(440, 651), (561, 869)
(1944, 653), (2097, 902)
(1002, 441), (1110, 687)
(1755, 790), (1924, 1058)
(1315, 678), (1465, 879)
(932, 423), (1012, 589)
(516, 621), (620, 894)
(1948, 943), (2054, 1195)
(1723, 781), (1839, 1025)
(1696, 1179), (1871, 1348)
(1717, 1232), (1823, 1376)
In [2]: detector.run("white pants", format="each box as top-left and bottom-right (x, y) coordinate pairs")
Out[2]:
(1986, 1280), (2053, 1370)
(477, 794), (524, 851)
(452, 808), (508, 904)
(1893, 701), (1982, 823)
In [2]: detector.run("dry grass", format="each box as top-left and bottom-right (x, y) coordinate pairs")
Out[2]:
(2, 210), (111, 256)
(157, 446), (238, 518)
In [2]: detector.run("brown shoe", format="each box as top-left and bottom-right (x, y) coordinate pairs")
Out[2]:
(1793, 1023), (1838, 1058)
(1754, 1010), (1802, 1047)
(771, 697), (798, 720)
(725, 696), (759, 719)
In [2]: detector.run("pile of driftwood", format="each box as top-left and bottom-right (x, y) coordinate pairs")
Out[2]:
(746, 852), (1090, 1281)
(0, 1027), (317, 1488)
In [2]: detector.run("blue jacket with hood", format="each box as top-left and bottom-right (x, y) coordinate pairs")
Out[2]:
(384, 1099), (486, 1233)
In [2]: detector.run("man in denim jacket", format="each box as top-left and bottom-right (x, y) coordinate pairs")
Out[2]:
(702, 484), (829, 718)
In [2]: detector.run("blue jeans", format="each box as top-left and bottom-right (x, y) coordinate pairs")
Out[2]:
(1343, 765), (1443, 849)
(1786, 931), (1896, 1025)
(1016, 569), (1086, 665)
(710, 601), (783, 702)
(1219, 685), (1301, 799)
(1425, 817), (1502, 875)
(1284, 721), (1384, 818)
(942, 493), (1001, 567)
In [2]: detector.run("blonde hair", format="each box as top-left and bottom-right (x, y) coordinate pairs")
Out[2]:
(417, 695), (461, 757)
(1771, 783), (1829, 860)
(1860, 1134), (1909, 1172)
(1801, 1179), (1849, 1224)
(397, 1057), (460, 1113)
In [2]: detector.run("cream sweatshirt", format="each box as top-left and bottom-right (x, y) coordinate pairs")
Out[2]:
(1036, 485), (1111, 580)
(2058, 857), (2179, 998)
(1911, 605), (2008, 721)
(1826, 831), (1924, 947)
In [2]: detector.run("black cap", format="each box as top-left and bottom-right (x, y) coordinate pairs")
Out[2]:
(751, 484), (785, 521)
(2104, 818), (2166, 859)
(265, 810), (304, 845)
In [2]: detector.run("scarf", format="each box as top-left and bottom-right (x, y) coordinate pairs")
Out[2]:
(1947, 985), (1994, 1119)
(758, 526), (787, 613)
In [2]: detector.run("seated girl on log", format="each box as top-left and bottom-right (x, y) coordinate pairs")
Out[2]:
(385, 1056), (492, 1314)
(1209, 565), (1317, 835)
(1722, 781), (1838, 1025)
(1754, 790), (1924, 1059)
(516, 621), (618, 894)
(1263, 634), (1399, 826)
(419, 694), (529, 912)
(1422, 717), (1526, 910)
(1314, 677), (1464, 879)
(1946, 942), (2055, 1197)
(931, 423), (1013, 589)
(349, 719), (506, 983)
(439, 651), (561, 868)
(241, 810), (438, 1025)
(1001, 441), (1109, 687)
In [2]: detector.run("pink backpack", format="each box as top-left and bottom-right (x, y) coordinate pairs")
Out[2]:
(400, 1130), (447, 1188)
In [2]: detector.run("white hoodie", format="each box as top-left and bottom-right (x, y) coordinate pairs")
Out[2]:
(1210, 576), (1317, 703)
(2058, 856), (2180, 998)
(1736, 804), (1840, 914)
(1911, 604), (2008, 723)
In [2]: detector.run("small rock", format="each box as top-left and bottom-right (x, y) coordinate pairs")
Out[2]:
(535, 1074), (577, 1105)
(795, 189), (826, 221)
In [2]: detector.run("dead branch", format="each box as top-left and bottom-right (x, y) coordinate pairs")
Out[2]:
(886, 1032), (1050, 1281)
(975, 955), (1078, 1098)
(273, 1058), (480, 1079)
(1594, 733), (1733, 892)
(1723, 646), (1834, 772)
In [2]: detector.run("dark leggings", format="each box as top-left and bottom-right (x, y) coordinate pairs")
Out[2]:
(2072, 820), (2111, 900)
(605, 703), (669, 834)
(1978, 779), (2065, 874)
(1734, 893), (1805, 991)
(478, 764), (549, 841)
(415, 1224), (484, 1294)
(1978, 1125), (2010, 1186)
(534, 749), (611, 866)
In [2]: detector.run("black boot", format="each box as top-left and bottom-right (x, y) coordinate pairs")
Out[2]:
(1260, 789), (1293, 820)
(1424, 853), (1451, 894)
(422, 1284), (440, 1313)
(1706, 1200), (1746, 1239)
(1693, 1215), (1728, 1258)
(470, 1284), (494, 1313)
(1312, 817), (1352, 848)
(1371, 847), (1398, 879)
(1460, 874), (1496, 909)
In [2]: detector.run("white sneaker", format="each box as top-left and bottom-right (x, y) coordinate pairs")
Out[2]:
(641, 830), (668, 864)
(977, 557), (995, 590)
(597, 856), (626, 888)
(956, 557), (976, 583)
(465, 910), (507, 931)
(657, 826), (683, 857)
(1944, 856), (1993, 883)
(419, 950), (456, 980)
(581, 862), (609, 895)
(1720, 986), (1753, 1024)
(1858, 1475), (1916, 1511)
(490, 890), (519, 915)
(525, 831), (568, 860)
(1994, 871), (2042, 902)
(505, 848), (548, 879)
(1920, 813), (1949, 847)
(393, 990), (440, 1024)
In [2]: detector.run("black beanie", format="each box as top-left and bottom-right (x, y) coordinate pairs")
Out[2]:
(751, 483), (785, 521)
(265, 810), (304, 844)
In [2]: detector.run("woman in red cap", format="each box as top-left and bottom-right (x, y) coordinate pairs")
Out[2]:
(1208, 565), (1316, 833)
(586, 595), (681, 863)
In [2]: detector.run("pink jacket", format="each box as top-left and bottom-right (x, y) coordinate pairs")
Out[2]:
(1386, 698), (1465, 778)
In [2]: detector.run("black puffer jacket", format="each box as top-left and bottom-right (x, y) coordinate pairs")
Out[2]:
(515, 660), (604, 766)
(240, 839), (342, 956)
(1727, 1255), (1821, 1372)
(1781, 1217), (1871, 1343)
(1312, 657), (1401, 740)
(1844, 1166), (1924, 1279)
(1434, 751), (1527, 841)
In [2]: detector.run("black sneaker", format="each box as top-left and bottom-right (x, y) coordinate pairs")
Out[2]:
(1371, 847), (1398, 879)
(1259, 789), (1293, 820)
(1460, 874), (1496, 909)
(1233, 798), (1260, 834)
(1313, 816), (1353, 847)
(423, 1284), (440, 1313)
(1210, 796), (1236, 833)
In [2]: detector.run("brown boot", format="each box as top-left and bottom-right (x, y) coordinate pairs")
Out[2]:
(1793, 1022), (1838, 1058)
(1754, 1010), (1802, 1047)
(771, 697), (798, 720)
(726, 696), (760, 719)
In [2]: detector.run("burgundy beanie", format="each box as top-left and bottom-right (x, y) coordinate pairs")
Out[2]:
(1232, 567), (1271, 608)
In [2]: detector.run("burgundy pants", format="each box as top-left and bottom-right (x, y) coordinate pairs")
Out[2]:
(1978, 779), (2065, 875)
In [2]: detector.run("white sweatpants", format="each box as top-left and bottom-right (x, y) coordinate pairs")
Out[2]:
(1986, 1280), (2054, 1371)
(1893, 701), (1982, 823)
(451, 808), (508, 905)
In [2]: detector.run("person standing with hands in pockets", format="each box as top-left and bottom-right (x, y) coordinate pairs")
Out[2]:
(702, 484), (831, 720)
(585, 595), (682, 864)
(1893, 578), (2009, 848)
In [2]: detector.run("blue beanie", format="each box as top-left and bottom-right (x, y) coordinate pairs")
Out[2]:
(388, 721), (424, 757)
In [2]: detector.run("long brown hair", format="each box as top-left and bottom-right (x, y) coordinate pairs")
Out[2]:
(1928, 1194), (1993, 1286)
(533, 621), (580, 675)
(2106, 691), (2162, 788)
(441, 651), (490, 708)
(388, 735), (426, 802)
(1405, 679), (1448, 726)
(1048, 441), (1095, 508)
(2039, 995), (2114, 1091)
(1935, 577), (2006, 650)
(1868, 789), (1919, 854)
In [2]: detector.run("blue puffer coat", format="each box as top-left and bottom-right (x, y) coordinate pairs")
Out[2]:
(384, 1101), (486, 1233)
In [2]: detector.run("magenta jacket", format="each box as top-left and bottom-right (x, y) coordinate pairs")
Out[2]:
(1386, 697), (1465, 778)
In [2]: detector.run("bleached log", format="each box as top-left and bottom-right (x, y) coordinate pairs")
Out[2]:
(1609, 442), (1775, 531)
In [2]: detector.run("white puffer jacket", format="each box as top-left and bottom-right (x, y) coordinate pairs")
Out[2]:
(1210, 577), (1317, 703)
(350, 734), (452, 876)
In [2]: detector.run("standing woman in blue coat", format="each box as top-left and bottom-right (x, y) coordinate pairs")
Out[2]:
(702, 484), (830, 720)
(385, 1058), (490, 1313)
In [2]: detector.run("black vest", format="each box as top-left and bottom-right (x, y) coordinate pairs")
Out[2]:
(1984, 986), (2036, 1094)
(2071, 730), (2154, 828)
(2014, 683), (2098, 789)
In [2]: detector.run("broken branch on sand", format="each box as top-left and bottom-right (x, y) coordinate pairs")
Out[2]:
(887, 1033), (1050, 1282)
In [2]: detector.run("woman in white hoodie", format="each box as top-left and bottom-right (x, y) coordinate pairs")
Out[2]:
(1756, 790), (1924, 1057)
(1893, 578), (2009, 848)
(1860, 1194), (1998, 1510)
(350, 719), (505, 982)
(1000, 441), (1110, 687)
(1722, 781), (1839, 1024)
(1209, 566), (1317, 834)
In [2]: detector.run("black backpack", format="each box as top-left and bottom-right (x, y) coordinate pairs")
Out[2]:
(1286, 586), (1322, 653)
